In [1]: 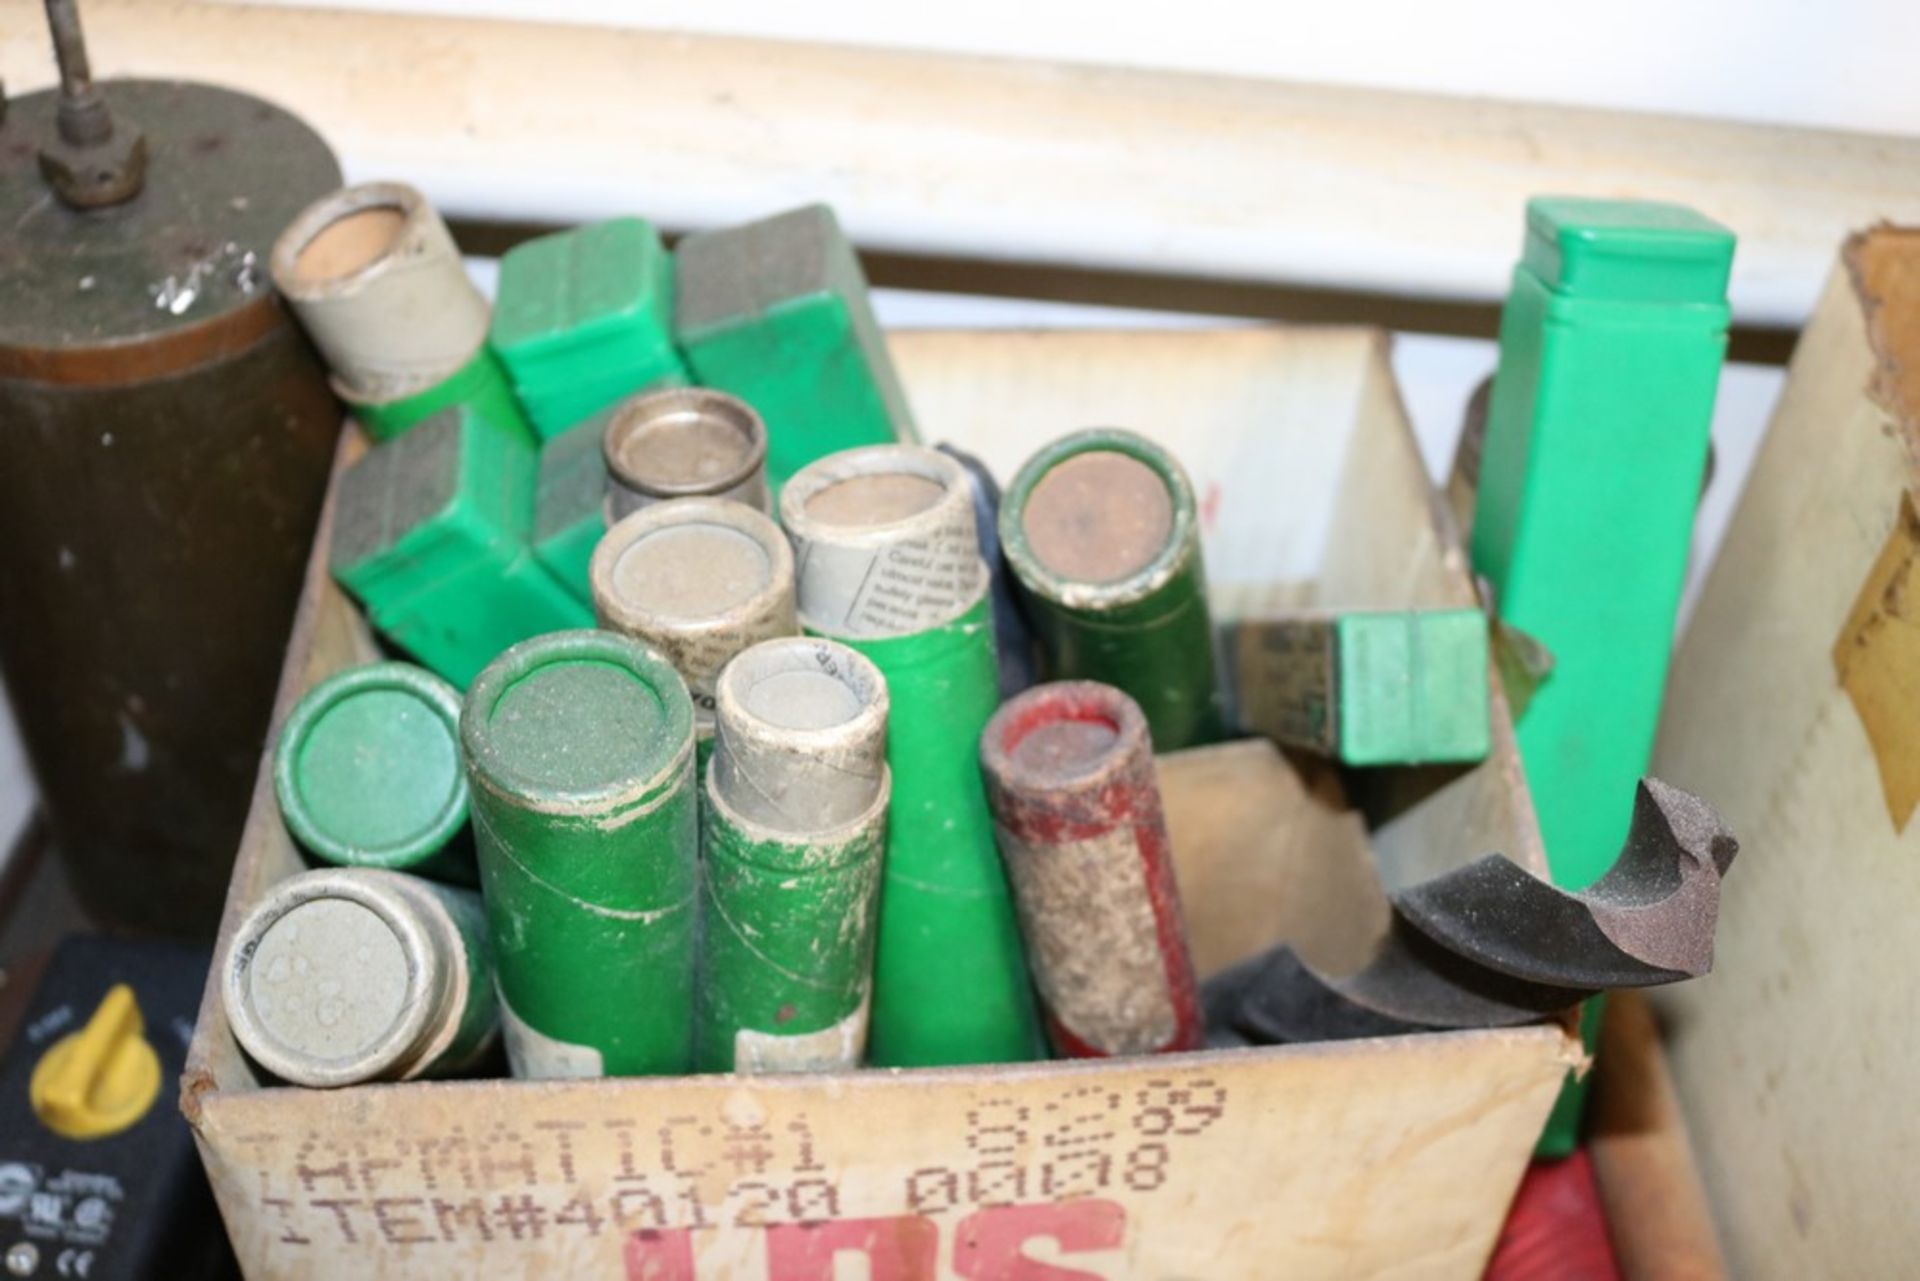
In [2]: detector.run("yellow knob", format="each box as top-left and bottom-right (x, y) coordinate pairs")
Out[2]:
(28, 984), (162, 1140)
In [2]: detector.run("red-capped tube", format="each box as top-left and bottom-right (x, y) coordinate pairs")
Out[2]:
(979, 680), (1203, 1057)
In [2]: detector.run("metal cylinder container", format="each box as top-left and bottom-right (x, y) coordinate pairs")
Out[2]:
(0, 79), (343, 936)
(980, 681), (1203, 1057)
(272, 662), (473, 884)
(699, 637), (890, 1073)
(221, 867), (497, 1087)
(460, 630), (698, 1078)
(588, 497), (797, 758)
(602, 387), (771, 521)
(1001, 429), (1226, 752)
(781, 445), (1044, 1067)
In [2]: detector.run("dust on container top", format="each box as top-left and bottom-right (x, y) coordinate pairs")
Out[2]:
(459, 630), (699, 1078)
(1001, 429), (1226, 751)
(221, 867), (497, 1087)
(602, 386), (771, 520)
(273, 661), (474, 883)
(589, 496), (797, 746)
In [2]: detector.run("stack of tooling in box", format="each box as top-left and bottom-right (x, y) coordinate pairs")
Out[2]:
(222, 185), (1744, 1126)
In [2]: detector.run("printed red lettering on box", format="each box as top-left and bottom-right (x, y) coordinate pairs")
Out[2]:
(953, 1200), (1127, 1279)
(624, 1227), (695, 1281)
(766, 1215), (939, 1280)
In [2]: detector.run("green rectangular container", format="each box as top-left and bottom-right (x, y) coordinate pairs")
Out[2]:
(1470, 196), (1733, 1153)
(330, 404), (588, 685)
(531, 408), (612, 606)
(490, 217), (688, 440)
(675, 204), (918, 492)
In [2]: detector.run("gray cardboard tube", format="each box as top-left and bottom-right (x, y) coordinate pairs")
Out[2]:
(779, 444), (986, 639)
(589, 497), (797, 734)
(270, 181), (490, 401)
(712, 636), (890, 833)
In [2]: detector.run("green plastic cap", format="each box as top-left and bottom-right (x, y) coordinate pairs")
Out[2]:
(274, 663), (470, 873)
(460, 629), (694, 809)
(674, 203), (848, 335)
(490, 217), (675, 361)
(1522, 198), (1735, 305)
(1335, 609), (1492, 767)
(330, 402), (534, 604)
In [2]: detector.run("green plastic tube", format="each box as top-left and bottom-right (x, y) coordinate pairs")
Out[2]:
(461, 630), (699, 1078)
(531, 406), (613, 606)
(698, 638), (891, 1073)
(343, 343), (533, 447)
(781, 445), (1044, 1067)
(1227, 609), (1492, 766)
(1000, 429), (1225, 752)
(328, 403), (590, 688)
(853, 601), (1043, 1065)
(699, 812), (887, 1071)
(489, 216), (688, 440)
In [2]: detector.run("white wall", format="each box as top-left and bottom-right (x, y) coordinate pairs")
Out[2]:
(266, 0), (1920, 134)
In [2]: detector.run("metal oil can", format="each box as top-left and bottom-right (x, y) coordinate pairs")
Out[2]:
(0, 42), (344, 937)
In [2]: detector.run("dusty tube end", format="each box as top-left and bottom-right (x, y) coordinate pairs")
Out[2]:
(603, 388), (769, 519)
(271, 181), (422, 299)
(591, 498), (794, 637)
(221, 868), (447, 1088)
(1000, 428), (1199, 608)
(271, 661), (468, 873)
(981, 679), (1152, 794)
(780, 443), (967, 536)
(269, 181), (487, 401)
(460, 628), (696, 813)
(589, 498), (798, 724)
(712, 636), (890, 833)
(780, 445), (986, 637)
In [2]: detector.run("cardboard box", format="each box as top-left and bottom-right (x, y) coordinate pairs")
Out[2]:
(1653, 231), (1920, 1277)
(185, 328), (1579, 1279)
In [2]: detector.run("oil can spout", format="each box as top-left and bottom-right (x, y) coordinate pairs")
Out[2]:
(37, 0), (147, 207)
